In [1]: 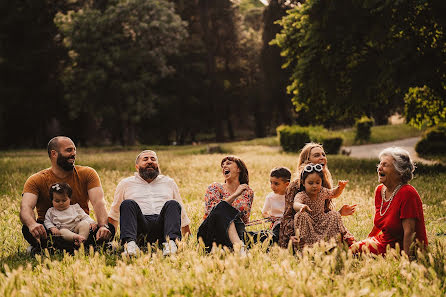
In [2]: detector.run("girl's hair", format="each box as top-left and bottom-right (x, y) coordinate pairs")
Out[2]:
(299, 164), (325, 192)
(49, 183), (72, 201)
(221, 155), (249, 185)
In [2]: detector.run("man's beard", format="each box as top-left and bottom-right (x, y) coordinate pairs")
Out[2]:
(139, 165), (159, 180)
(57, 153), (75, 171)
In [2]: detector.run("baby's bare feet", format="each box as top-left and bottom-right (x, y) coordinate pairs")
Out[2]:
(73, 234), (86, 246)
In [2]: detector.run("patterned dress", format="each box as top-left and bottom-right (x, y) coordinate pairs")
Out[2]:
(278, 180), (301, 248)
(293, 187), (354, 249)
(203, 182), (254, 224)
(279, 176), (334, 249)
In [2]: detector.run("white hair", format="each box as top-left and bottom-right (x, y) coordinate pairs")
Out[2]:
(379, 147), (415, 183)
(135, 150), (158, 164)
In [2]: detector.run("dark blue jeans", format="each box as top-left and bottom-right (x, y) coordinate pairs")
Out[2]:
(119, 199), (182, 246)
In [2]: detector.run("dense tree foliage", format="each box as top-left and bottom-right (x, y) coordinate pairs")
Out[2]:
(55, 0), (187, 145)
(2, 0), (444, 148)
(260, 0), (297, 135)
(405, 86), (446, 128)
(273, 0), (446, 128)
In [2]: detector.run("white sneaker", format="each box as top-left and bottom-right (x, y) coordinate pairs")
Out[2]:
(239, 244), (247, 258)
(123, 241), (140, 257)
(26, 245), (40, 256)
(162, 240), (178, 256)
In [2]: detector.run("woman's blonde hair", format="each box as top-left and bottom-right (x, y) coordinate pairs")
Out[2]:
(296, 143), (333, 189)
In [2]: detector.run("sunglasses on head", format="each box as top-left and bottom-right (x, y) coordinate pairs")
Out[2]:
(303, 163), (324, 173)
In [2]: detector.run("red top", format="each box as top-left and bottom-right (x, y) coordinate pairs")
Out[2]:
(374, 184), (428, 248)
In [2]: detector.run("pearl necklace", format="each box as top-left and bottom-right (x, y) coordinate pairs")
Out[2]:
(380, 184), (403, 216)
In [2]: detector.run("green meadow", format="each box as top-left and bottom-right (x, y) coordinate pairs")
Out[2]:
(0, 143), (445, 296)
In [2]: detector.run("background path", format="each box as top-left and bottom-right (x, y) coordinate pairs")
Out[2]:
(343, 137), (434, 164)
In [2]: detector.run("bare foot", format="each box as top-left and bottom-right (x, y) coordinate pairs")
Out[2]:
(73, 234), (86, 246)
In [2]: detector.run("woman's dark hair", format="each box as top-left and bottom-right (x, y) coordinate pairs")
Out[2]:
(299, 164), (324, 192)
(221, 155), (249, 185)
(49, 182), (72, 201)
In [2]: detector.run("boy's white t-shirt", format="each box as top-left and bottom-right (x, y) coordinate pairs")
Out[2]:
(262, 192), (286, 218)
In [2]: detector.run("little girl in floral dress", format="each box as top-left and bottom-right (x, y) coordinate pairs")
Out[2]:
(291, 163), (355, 250)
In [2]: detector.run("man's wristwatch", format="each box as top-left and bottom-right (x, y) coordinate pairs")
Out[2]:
(99, 224), (110, 230)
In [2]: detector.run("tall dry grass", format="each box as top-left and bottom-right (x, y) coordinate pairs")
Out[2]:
(0, 144), (445, 296)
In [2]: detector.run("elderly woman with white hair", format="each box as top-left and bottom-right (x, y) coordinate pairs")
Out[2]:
(351, 147), (428, 257)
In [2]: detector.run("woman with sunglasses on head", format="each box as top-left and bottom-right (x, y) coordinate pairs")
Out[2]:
(279, 143), (357, 249)
(290, 163), (354, 250)
(350, 147), (427, 257)
(197, 156), (253, 255)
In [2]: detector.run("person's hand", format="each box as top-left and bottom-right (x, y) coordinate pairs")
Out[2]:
(29, 222), (47, 242)
(234, 184), (249, 197)
(50, 227), (61, 236)
(299, 205), (312, 213)
(96, 225), (111, 241)
(339, 204), (357, 216)
(338, 180), (349, 189)
(182, 225), (191, 237)
(90, 222), (98, 231)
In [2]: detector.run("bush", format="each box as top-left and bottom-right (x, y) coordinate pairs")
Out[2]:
(415, 124), (446, 155)
(277, 125), (310, 152)
(355, 116), (374, 142)
(322, 137), (343, 154)
(277, 125), (343, 154)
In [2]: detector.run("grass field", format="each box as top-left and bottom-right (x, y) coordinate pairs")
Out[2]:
(0, 143), (445, 296)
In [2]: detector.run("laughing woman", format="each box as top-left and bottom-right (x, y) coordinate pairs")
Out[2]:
(350, 147), (428, 257)
(197, 156), (254, 254)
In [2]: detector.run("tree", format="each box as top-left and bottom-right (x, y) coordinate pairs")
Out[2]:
(0, 0), (68, 148)
(273, 0), (446, 128)
(259, 0), (298, 136)
(55, 0), (187, 145)
(405, 86), (446, 128)
(197, 0), (245, 142)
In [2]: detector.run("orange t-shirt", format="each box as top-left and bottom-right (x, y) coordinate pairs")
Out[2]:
(23, 166), (101, 222)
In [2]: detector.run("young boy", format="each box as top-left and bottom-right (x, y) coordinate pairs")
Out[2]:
(262, 167), (291, 241)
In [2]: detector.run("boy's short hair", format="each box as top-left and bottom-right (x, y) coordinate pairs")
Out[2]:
(49, 182), (72, 201)
(270, 167), (291, 182)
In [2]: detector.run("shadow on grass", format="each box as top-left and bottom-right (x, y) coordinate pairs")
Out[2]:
(0, 247), (122, 274)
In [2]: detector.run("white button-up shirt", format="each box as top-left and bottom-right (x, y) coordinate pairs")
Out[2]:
(109, 173), (190, 227)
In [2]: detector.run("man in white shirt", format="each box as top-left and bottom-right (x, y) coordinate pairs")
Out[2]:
(108, 150), (191, 256)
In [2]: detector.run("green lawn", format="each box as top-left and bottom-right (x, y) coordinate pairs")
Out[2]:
(341, 124), (423, 146)
(239, 123), (423, 147)
(0, 144), (445, 296)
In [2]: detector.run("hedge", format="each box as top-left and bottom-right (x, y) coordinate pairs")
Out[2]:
(277, 125), (343, 154)
(355, 116), (374, 142)
(415, 124), (446, 155)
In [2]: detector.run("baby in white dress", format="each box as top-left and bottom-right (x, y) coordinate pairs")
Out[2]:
(44, 183), (96, 246)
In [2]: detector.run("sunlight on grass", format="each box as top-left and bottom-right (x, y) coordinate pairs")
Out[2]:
(0, 145), (445, 296)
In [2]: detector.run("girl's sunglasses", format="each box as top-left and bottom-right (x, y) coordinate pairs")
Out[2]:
(303, 163), (323, 173)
